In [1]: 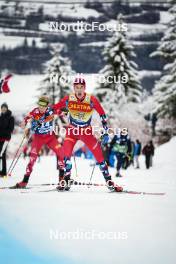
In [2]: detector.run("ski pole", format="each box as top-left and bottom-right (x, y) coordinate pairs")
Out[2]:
(8, 149), (23, 176)
(8, 132), (33, 176)
(88, 137), (103, 188)
(7, 118), (39, 177)
(88, 162), (96, 188)
(7, 134), (26, 176)
(73, 155), (78, 177)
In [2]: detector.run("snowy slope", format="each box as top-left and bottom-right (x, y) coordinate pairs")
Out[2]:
(0, 137), (176, 264)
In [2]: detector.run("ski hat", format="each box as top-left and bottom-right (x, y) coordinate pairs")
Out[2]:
(73, 77), (86, 88)
(1, 102), (8, 109)
(38, 96), (49, 107)
(120, 128), (128, 136)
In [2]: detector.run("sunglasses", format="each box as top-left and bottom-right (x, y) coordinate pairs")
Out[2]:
(38, 101), (48, 107)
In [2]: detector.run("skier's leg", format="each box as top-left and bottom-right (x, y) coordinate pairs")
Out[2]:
(81, 134), (123, 191)
(16, 135), (43, 188)
(116, 153), (124, 177)
(83, 135), (108, 176)
(57, 136), (77, 190)
(63, 136), (77, 174)
(26, 137), (43, 176)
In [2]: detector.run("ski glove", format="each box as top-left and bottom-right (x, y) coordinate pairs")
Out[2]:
(24, 128), (30, 138)
(100, 114), (108, 131)
(101, 134), (109, 146)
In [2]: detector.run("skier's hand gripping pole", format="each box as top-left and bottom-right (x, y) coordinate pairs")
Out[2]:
(101, 133), (109, 146)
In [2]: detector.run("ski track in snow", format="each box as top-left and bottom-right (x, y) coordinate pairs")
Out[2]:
(0, 138), (176, 263)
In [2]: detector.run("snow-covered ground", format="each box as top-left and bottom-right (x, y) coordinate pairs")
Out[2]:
(0, 137), (175, 264)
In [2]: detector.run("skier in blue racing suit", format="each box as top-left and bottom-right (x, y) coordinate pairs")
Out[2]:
(110, 128), (132, 177)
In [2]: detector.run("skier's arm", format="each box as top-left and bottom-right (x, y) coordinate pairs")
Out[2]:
(53, 96), (69, 115)
(91, 96), (108, 131)
(20, 110), (35, 128)
(20, 110), (36, 137)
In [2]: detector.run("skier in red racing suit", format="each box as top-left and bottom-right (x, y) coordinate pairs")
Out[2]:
(53, 77), (123, 192)
(15, 96), (64, 188)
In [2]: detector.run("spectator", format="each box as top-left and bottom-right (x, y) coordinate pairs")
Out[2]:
(149, 140), (155, 167)
(133, 139), (142, 169)
(151, 113), (157, 137)
(0, 103), (15, 177)
(142, 141), (154, 169)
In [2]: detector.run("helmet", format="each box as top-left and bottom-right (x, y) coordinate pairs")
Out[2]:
(38, 96), (49, 107)
(73, 77), (86, 88)
(120, 128), (128, 136)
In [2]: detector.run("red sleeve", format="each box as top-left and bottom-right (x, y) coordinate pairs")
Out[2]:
(53, 95), (69, 114)
(91, 96), (105, 116)
(24, 109), (36, 124)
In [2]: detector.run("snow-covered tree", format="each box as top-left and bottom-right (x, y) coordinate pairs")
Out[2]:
(151, 1), (176, 62)
(95, 15), (142, 119)
(38, 46), (75, 104)
(153, 60), (176, 119)
(151, 1), (176, 119)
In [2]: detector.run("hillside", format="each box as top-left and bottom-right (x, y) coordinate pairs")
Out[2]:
(0, 0), (172, 91)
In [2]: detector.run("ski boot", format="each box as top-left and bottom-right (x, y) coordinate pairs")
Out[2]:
(15, 175), (29, 189)
(106, 179), (123, 192)
(57, 158), (73, 191)
(57, 173), (72, 191)
(99, 161), (123, 192)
